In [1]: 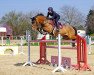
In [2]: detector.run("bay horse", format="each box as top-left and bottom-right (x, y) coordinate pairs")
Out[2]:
(31, 14), (77, 40)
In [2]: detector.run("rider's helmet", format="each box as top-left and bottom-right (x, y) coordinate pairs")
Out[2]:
(48, 7), (53, 12)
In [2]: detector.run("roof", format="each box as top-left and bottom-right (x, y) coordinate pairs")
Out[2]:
(0, 23), (12, 35)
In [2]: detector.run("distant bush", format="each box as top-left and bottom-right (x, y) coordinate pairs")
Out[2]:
(21, 42), (71, 46)
(23, 42), (39, 46)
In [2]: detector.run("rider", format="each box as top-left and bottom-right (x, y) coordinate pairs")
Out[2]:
(47, 7), (60, 31)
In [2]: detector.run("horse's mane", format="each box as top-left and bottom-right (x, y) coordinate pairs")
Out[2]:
(31, 13), (44, 21)
(36, 13), (44, 17)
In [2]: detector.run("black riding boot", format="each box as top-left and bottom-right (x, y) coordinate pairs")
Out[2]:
(55, 23), (59, 32)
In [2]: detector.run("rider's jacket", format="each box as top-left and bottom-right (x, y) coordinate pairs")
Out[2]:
(47, 11), (60, 20)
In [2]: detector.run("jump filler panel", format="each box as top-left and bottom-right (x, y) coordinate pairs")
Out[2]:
(51, 56), (71, 69)
(0, 46), (18, 55)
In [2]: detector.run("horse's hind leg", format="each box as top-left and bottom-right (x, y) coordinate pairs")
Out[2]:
(68, 34), (77, 40)
(66, 34), (76, 47)
(63, 35), (76, 47)
(72, 39), (76, 47)
(63, 35), (69, 40)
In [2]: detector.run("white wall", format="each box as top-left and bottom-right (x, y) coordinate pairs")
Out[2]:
(0, 27), (6, 32)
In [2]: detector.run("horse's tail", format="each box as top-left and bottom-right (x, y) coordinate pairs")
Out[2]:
(72, 26), (77, 35)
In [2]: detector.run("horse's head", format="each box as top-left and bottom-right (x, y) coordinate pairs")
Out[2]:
(30, 13), (55, 35)
(30, 13), (46, 31)
(30, 17), (38, 31)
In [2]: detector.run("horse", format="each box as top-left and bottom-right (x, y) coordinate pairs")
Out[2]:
(31, 14), (77, 40)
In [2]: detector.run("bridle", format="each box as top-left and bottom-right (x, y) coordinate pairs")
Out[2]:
(32, 19), (48, 35)
(32, 16), (55, 35)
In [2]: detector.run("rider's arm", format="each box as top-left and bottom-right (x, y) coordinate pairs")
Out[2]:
(52, 12), (55, 20)
(47, 12), (49, 18)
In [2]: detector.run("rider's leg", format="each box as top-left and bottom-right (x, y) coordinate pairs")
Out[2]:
(55, 17), (60, 30)
(55, 20), (58, 29)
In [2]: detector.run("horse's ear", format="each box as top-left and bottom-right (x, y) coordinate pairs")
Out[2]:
(30, 17), (35, 20)
(30, 18), (33, 19)
(30, 17), (36, 21)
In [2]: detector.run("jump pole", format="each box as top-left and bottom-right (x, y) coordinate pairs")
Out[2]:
(23, 34), (35, 66)
(36, 36), (50, 64)
(88, 36), (92, 54)
(1, 36), (4, 46)
(52, 34), (66, 73)
(19, 36), (24, 54)
(74, 35), (91, 71)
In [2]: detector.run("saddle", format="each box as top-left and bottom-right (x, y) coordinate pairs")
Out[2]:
(49, 20), (63, 29)
(57, 22), (63, 29)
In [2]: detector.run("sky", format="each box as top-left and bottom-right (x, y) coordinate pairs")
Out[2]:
(0, 0), (94, 18)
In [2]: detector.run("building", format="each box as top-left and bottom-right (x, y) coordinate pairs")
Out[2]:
(0, 27), (6, 36)
(0, 23), (12, 39)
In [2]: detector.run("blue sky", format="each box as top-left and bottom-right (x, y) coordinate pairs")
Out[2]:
(0, 0), (94, 17)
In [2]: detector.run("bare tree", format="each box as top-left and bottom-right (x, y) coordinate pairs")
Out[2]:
(60, 6), (85, 29)
(0, 11), (39, 37)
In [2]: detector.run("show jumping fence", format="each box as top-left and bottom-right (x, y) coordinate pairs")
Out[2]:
(76, 35), (91, 70)
(33, 35), (91, 71)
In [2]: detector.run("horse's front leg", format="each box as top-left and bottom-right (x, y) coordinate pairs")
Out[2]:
(38, 28), (43, 34)
(38, 28), (48, 35)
